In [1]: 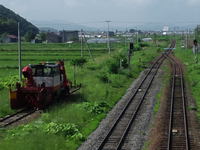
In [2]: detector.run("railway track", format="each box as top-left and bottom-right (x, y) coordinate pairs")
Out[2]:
(0, 86), (80, 128)
(0, 109), (37, 128)
(97, 42), (176, 150)
(160, 54), (190, 150)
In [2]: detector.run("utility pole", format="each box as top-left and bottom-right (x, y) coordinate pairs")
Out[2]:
(80, 29), (83, 57)
(185, 29), (188, 49)
(82, 31), (94, 60)
(136, 31), (139, 44)
(105, 21), (111, 54)
(18, 22), (22, 82)
(124, 34), (127, 49)
(136, 26), (138, 44)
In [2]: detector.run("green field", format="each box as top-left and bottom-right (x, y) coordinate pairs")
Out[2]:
(0, 40), (168, 150)
(0, 43), (120, 77)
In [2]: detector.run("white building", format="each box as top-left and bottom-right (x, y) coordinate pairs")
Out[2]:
(163, 26), (169, 35)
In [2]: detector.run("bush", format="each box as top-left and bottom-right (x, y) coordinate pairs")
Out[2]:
(81, 102), (110, 115)
(134, 44), (142, 51)
(109, 62), (119, 74)
(6, 122), (84, 141)
(0, 75), (19, 89)
(70, 57), (87, 67)
(157, 47), (162, 53)
(139, 42), (149, 47)
(97, 70), (109, 83)
(121, 58), (128, 68)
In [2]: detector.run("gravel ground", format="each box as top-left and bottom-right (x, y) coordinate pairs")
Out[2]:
(78, 65), (164, 150)
(123, 68), (164, 150)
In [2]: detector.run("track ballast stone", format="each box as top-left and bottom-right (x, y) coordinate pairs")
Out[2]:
(78, 66), (164, 150)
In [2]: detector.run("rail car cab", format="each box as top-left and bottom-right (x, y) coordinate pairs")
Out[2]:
(10, 61), (71, 110)
(30, 63), (64, 88)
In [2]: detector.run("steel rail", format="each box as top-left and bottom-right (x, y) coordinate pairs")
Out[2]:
(0, 109), (28, 122)
(165, 54), (190, 150)
(0, 109), (36, 128)
(180, 65), (190, 150)
(116, 55), (165, 150)
(167, 57), (176, 150)
(97, 55), (164, 150)
(97, 42), (176, 150)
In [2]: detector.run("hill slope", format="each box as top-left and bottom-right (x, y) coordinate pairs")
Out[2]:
(0, 5), (39, 36)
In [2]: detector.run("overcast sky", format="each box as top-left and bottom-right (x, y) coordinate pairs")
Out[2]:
(1, 0), (200, 28)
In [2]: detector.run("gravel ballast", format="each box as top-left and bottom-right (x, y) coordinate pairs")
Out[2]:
(78, 64), (164, 150)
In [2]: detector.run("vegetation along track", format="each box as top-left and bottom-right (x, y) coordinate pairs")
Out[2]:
(159, 54), (190, 150)
(0, 87), (80, 128)
(97, 42), (176, 150)
(0, 109), (37, 128)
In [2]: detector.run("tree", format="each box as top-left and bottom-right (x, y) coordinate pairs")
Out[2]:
(40, 32), (47, 41)
(24, 31), (36, 42)
(0, 33), (8, 42)
(0, 5), (39, 36)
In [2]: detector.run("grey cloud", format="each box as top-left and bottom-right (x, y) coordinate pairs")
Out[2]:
(0, 0), (199, 26)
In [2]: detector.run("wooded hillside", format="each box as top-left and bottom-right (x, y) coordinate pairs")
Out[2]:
(0, 5), (39, 36)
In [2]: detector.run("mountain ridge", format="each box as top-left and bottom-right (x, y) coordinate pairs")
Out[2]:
(0, 5), (39, 36)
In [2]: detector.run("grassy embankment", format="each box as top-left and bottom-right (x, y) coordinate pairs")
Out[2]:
(175, 42), (200, 119)
(0, 41), (167, 150)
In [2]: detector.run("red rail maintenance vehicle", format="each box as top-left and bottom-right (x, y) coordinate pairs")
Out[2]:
(10, 60), (72, 109)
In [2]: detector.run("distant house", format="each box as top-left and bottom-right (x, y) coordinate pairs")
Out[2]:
(46, 32), (61, 43)
(108, 31), (115, 37)
(59, 30), (79, 42)
(101, 31), (115, 37)
(87, 38), (119, 44)
(2, 35), (18, 43)
(142, 38), (153, 42)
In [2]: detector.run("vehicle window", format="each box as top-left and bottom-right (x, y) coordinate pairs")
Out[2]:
(44, 67), (52, 76)
(52, 67), (60, 76)
(36, 68), (43, 76)
(32, 68), (36, 76)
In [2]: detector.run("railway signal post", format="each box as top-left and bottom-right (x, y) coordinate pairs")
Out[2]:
(193, 39), (198, 63)
(128, 42), (134, 67)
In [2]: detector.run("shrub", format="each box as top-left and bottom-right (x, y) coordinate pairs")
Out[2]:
(121, 58), (128, 68)
(70, 57), (87, 67)
(109, 62), (119, 74)
(0, 75), (20, 89)
(6, 122), (84, 141)
(97, 70), (109, 83)
(81, 102), (110, 115)
(134, 44), (142, 51)
(139, 42), (149, 47)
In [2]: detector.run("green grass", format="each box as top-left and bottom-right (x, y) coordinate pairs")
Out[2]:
(0, 41), (168, 150)
(0, 42), (120, 51)
(0, 89), (15, 116)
